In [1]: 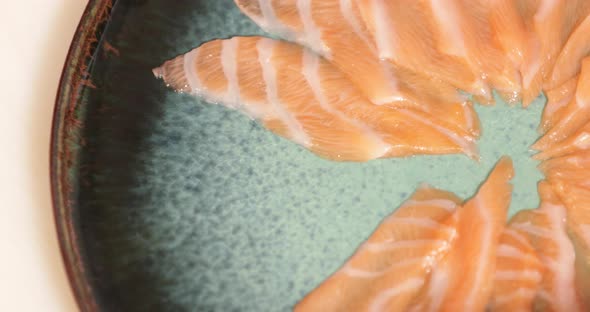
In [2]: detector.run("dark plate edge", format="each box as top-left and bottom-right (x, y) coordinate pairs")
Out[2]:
(50, 0), (116, 311)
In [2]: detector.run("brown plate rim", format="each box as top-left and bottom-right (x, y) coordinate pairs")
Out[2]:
(50, 0), (116, 311)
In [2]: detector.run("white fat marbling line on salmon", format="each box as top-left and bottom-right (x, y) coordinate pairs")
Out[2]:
(493, 288), (536, 306)
(463, 196), (494, 309)
(504, 228), (530, 247)
(568, 155), (583, 165)
(424, 266), (449, 312)
(399, 109), (477, 158)
(401, 199), (458, 212)
(543, 202), (579, 311)
(576, 91), (590, 109)
(462, 103), (474, 132)
(183, 48), (204, 94)
(497, 244), (532, 260)
(340, 266), (382, 279)
(257, 0), (284, 31)
(368, 278), (424, 312)
(257, 38), (311, 147)
(364, 239), (444, 252)
(339, 0), (375, 53)
(370, 0), (396, 60)
(301, 50), (390, 158)
(342, 258), (423, 279)
(251, 0), (297, 42)
(221, 38), (240, 108)
(511, 222), (553, 239)
(495, 269), (542, 282)
(574, 132), (590, 149)
(429, 0), (466, 58)
(296, 0), (330, 58)
(523, 0), (558, 88)
(551, 110), (578, 135)
(535, 0), (559, 22)
(181, 45), (265, 119)
(546, 94), (573, 115)
(523, 57), (543, 88)
(374, 60), (405, 104)
(387, 217), (448, 230)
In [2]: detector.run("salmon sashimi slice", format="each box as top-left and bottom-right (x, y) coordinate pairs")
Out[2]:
(153, 37), (478, 161)
(520, 0), (590, 106)
(234, 0), (400, 105)
(539, 149), (590, 169)
(539, 150), (590, 185)
(539, 75), (578, 133)
(534, 121), (590, 160)
(428, 0), (522, 104)
(518, 0), (549, 106)
(488, 0), (529, 75)
(509, 182), (583, 312)
(549, 179), (590, 308)
(488, 226), (544, 311)
(540, 150), (590, 196)
(547, 13), (590, 89)
(509, 0), (541, 102)
(533, 57), (590, 151)
(233, 0), (480, 136)
(233, 1), (463, 105)
(383, 64), (481, 137)
(356, 0), (490, 101)
(410, 157), (514, 312)
(295, 184), (461, 312)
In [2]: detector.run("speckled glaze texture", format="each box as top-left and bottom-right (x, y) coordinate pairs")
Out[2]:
(57, 0), (546, 311)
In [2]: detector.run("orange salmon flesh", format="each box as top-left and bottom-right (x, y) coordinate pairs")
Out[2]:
(153, 1), (590, 310)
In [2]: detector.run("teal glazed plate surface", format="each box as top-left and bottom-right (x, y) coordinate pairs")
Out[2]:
(53, 1), (547, 311)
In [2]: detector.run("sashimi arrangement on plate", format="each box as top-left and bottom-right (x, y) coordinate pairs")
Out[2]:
(153, 0), (590, 311)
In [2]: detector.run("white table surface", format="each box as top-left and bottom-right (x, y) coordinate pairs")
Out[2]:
(0, 1), (87, 311)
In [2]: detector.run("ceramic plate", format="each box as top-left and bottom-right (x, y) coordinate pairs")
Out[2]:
(52, 0), (547, 311)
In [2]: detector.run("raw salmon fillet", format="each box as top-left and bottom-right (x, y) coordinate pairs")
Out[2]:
(539, 76), (577, 133)
(410, 157), (514, 312)
(533, 57), (590, 151)
(427, 0), (522, 104)
(154, 1), (590, 163)
(520, 0), (590, 106)
(233, 0), (480, 136)
(489, 225), (544, 311)
(508, 182), (583, 311)
(549, 177), (590, 309)
(153, 37), (477, 161)
(151, 3), (590, 308)
(534, 121), (590, 160)
(356, 0), (490, 102)
(295, 184), (461, 311)
(234, 0), (401, 106)
(540, 150), (590, 188)
(541, 149), (590, 308)
(547, 13), (590, 89)
(488, 0), (529, 76)
(297, 157), (513, 311)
